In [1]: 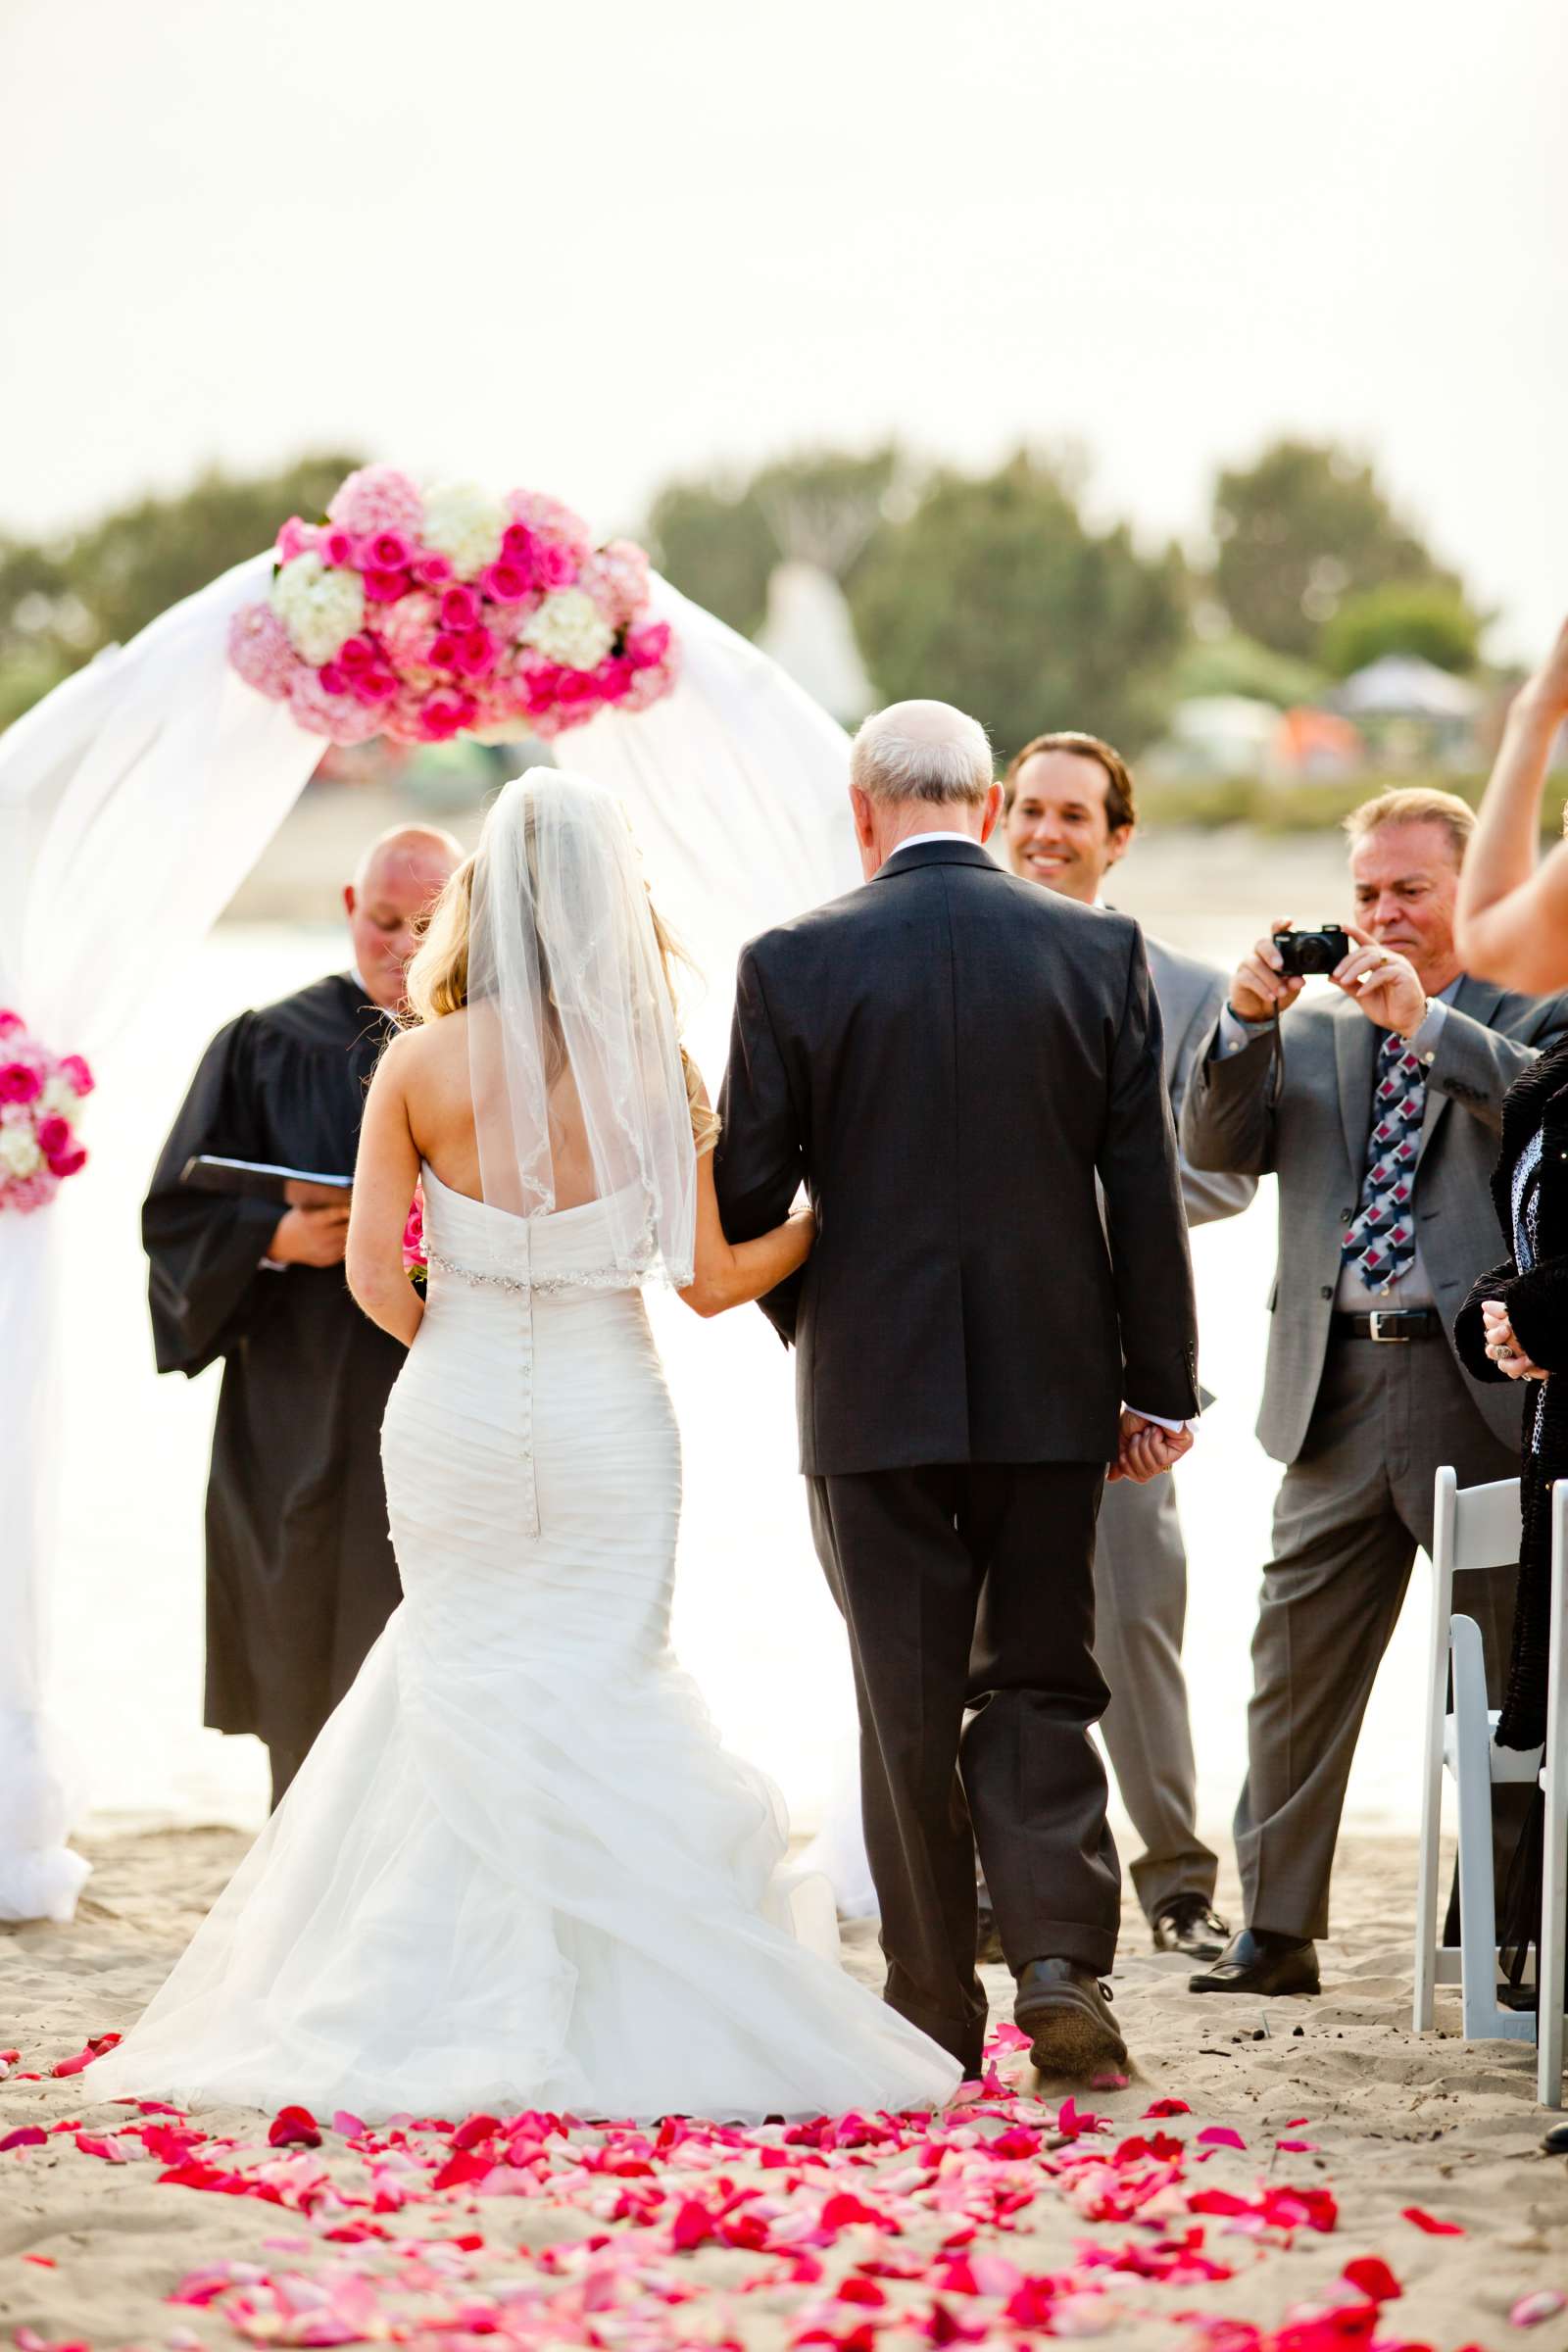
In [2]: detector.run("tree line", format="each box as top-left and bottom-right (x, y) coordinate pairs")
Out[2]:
(0, 439), (1484, 756)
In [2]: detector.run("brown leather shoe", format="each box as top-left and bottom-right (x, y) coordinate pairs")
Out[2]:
(1013, 1957), (1127, 2079)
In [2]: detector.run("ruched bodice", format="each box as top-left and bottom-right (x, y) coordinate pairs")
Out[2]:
(94, 1162), (960, 2124)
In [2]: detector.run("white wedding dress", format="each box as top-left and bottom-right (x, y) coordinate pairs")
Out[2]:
(94, 1167), (960, 2124)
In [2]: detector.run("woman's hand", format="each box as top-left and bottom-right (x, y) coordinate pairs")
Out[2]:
(1481, 1297), (1548, 1382)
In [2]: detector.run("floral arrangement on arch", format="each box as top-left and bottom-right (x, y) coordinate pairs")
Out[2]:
(0, 1012), (94, 1214)
(228, 466), (678, 748)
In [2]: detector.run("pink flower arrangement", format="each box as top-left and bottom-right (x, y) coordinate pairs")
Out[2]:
(403, 1185), (427, 1289)
(0, 1013), (94, 1214)
(228, 466), (679, 748)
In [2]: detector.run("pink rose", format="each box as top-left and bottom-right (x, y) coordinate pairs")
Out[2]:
(47, 1145), (87, 1179)
(596, 656), (635, 703)
(0, 1011), (22, 1039)
(0, 1062), (42, 1105)
(365, 531), (413, 571)
(532, 540), (578, 590)
(453, 627), (497, 679)
(285, 668), (385, 744)
(350, 668), (398, 706)
(0, 1169), (58, 1212)
(439, 585), (481, 632)
(626, 621), (673, 670)
(427, 632), (460, 670)
(57, 1054), (94, 1097)
(416, 688), (478, 742)
(363, 567), (411, 605)
(326, 466), (424, 540)
(275, 516), (320, 563)
(502, 522), (535, 565)
(412, 553), (453, 588)
(477, 560), (531, 605)
(505, 490), (592, 560)
(337, 637), (374, 673)
(402, 1190), (426, 1273)
(322, 528), (361, 569)
(37, 1115), (73, 1155)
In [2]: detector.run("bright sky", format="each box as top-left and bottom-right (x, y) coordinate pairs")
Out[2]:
(3, 0), (1563, 657)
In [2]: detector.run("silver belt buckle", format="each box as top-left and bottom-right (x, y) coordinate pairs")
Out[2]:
(1368, 1310), (1409, 1343)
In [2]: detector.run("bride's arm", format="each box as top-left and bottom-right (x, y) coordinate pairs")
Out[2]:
(346, 1043), (425, 1348)
(678, 1140), (814, 1318)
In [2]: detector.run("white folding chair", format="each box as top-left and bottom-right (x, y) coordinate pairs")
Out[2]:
(1537, 1480), (1568, 2104)
(1412, 1466), (1541, 2042)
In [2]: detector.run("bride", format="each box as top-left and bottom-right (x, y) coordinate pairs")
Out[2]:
(93, 771), (960, 2125)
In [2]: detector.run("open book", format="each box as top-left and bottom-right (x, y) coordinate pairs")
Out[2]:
(179, 1154), (354, 1208)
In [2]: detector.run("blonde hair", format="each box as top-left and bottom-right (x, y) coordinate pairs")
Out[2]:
(1344, 786), (1475, 865)
(402, 851), (720, 1154)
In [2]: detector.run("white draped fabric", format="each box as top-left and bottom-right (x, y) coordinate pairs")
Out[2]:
(0, 552), (858, 1923)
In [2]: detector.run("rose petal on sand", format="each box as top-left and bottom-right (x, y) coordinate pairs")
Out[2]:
(1401, 2205), (1464, 2234)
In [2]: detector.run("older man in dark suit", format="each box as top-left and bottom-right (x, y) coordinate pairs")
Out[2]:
(1182, 787), (1568, 1994)
(716, 700), (1200, 2081)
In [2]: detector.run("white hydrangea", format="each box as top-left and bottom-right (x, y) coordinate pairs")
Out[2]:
(522, 589), (614, 672)
(0, 1125), (42, 1178)
(421, 482), (507, 580)
(270, 552), (366, 665)
(38, 1076), (79, 1118)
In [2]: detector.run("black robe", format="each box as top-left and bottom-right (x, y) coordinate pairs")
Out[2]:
(143, 972), (406, 1756)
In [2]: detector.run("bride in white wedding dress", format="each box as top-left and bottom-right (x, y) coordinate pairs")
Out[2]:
(94, 772), (959, 2125)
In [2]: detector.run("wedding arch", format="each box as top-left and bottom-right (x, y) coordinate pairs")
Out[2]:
(0, 468), (857, 1924)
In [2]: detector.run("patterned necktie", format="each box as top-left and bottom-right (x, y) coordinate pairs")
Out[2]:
(1341, 1031), (1427, 1292)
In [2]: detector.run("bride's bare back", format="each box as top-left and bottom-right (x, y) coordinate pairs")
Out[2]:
(395, 1008), (601, 1212)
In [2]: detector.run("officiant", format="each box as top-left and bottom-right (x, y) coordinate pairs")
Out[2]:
(143, 823), (463, 1809)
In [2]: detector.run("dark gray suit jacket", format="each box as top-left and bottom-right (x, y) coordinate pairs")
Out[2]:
(714, 838), (1200, 1478)
(1180, 972), (1568, 1464)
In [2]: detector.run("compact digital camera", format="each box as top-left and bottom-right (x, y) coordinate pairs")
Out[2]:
(1272, 925), (1350, 978)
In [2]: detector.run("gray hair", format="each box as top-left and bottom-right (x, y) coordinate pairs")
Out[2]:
(851, 700), (994, 808)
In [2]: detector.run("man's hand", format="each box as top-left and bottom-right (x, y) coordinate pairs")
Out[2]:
(1515, 612), (1568, 727)
(1109, 1409), (1195, 1484)
(1333, 925), (1428, 1038)
(269, 1203), (352, 1267)
(1229, 919), (1307, 1024)
(1481, 1297), (1548, 1382)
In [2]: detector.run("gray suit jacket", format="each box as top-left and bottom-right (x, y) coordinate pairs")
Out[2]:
(1180, 972), (1568, 1464)
(1146, 935), (1256, 1230)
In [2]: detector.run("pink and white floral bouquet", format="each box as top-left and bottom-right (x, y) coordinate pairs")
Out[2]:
(228, 466), (678, 748)
(403, 1184), (427, 1292)
(0, 1012), (94, 1214)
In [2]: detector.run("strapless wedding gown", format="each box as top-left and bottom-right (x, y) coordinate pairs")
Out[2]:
(95, 1170), (959, 2122)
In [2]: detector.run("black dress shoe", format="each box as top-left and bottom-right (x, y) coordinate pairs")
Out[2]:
(1543, 2121), (1568, 2156)
(1152, 1894), (1230, 1962)
(1013, 1957), (1128, 2079)
(1189, 1927), (1319, 1996)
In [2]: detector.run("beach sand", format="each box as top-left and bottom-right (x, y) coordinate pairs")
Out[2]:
(3, 1826), (1566, 2349)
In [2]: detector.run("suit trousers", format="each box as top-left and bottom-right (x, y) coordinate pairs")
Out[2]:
(807, 1461), (1118, 2073)
(1237, 1329), (1529, 1941)
(1094, 1472), (1219, 1919)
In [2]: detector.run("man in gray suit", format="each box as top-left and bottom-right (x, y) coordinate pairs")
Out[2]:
(1181, 786), (1568, 1995)
(1001, 732), (1255, 1962)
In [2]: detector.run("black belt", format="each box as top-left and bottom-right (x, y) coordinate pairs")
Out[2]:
(1332, 1308), (1439, 1343)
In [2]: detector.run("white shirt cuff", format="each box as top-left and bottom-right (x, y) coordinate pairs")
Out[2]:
(1407, 995), (1448, 1064)
(1126, 1407), (1189, 1434)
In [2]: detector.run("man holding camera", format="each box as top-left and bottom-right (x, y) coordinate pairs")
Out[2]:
(1181, 787), (1568, 1994)
(1002, 731), (1253, 1961)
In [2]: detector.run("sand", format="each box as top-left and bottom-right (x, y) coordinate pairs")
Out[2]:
(3, 1827), (1566, 2350)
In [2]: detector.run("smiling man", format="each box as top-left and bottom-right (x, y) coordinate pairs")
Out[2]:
(1002, 733), (1253, 1962)
(1180, 788), (1568, 1995)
